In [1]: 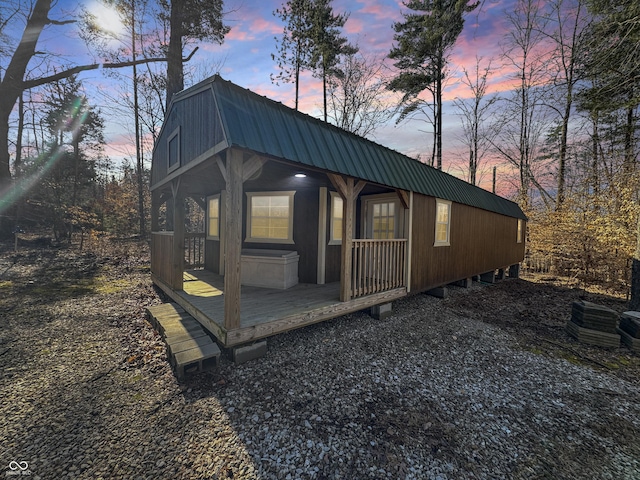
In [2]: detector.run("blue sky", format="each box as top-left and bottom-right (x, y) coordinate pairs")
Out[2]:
(5, 0), (520, 191)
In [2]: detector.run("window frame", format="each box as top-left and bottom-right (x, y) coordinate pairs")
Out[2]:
(167, 126), (180, 173)
(434, 199), (452, 247)
(245, 191), (295, 244)
(329, 191), (343, 245)
(206, 194), (220, 240)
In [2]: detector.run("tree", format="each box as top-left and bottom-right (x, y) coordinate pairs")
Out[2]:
(0, 0), (166, 237)
(542, 0), (589, 209)
(388, 0), (479, 170)
(161, 0), (230, 109)
(308, 0), (357, 122)
(578, 0), (639, 308)
(272, 0), (314, 111)
(453, 57), (498, 185)
(326, 52), (394, 138)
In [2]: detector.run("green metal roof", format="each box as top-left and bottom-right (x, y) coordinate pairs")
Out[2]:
(202, 76), (525, 220)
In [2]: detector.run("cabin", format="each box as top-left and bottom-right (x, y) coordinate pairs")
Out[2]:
(150, 75), (526, 348)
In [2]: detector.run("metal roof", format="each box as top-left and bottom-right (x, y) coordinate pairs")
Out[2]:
(199, 76), (525, 220)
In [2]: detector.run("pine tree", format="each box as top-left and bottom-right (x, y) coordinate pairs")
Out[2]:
(388, 0), (478, 170)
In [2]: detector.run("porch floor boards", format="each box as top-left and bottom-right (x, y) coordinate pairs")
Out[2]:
(179, 270), (341, 329)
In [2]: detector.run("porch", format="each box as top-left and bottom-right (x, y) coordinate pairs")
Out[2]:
(152, 268), (406, 347)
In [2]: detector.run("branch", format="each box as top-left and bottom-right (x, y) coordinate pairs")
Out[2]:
(183, 47), (198, 63)
(48, 18), (76, 26)
(22, 56), (167, 90)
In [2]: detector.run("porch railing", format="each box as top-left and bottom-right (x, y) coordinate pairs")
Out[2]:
(185, 232), (205, 269)
(351, 239), (407, 298)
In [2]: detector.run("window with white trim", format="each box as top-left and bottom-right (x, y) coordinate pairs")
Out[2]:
(207, 195), (220, 240)
(246, 191), (295, 243)
(167, 127), (180, 172)
(329, 192), (343, 245)
(517, 218), (524, 243)
(434, 199), (451, 246)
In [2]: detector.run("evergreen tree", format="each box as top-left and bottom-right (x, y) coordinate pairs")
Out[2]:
(388, 0), (478, 170)
(272, 0), (314, 111)
(308, 0), (357, 122)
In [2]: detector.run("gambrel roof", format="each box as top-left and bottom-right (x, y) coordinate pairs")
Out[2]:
(151, 75), (526, 220)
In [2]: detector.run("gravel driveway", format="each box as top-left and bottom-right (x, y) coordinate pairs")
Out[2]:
(1, 244), (639, 479)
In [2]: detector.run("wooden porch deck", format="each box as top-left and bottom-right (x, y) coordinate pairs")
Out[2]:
(153, 269), (406, 347)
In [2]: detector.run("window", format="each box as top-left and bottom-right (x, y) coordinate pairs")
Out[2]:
(362, 194), (403, 239)
(168, 127), (180, 172)
(329, 192), (343, 244)
(517, 219), (524, 243)
(207, 195), (220, 240)
(434, 199), (451, 246)
(372, 202), (396, 239)
(246, 191), (295, 243)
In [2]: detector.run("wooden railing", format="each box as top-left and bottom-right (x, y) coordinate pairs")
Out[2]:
(151, 232), (174, 286)
(185, 232), (205, 269)
(351, 239), (407, 298)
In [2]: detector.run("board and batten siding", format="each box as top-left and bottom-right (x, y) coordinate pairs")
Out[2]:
(410, 195), (525, 292)
(151, 88), (225, 187)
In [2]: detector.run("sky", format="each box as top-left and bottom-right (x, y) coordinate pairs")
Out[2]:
(5, 0), (523, 193)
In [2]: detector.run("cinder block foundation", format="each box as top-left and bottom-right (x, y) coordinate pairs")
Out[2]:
(233, 340), (268, 365)
(480, 271), (496, 283)
(451, 278), (472, 288)
(371, 302), (393, 320)
(509, 264), (520, 278)
(426, 286), (447, 298)
(496, 268), (506, 280)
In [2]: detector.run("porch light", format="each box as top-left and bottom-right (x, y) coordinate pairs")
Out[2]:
(294, 173), (307, 178)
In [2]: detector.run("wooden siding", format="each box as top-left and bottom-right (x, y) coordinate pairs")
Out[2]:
(205, 240), (221, 274)
(152, 88), (225, 187)
(151, 232), (176, 288)
(410, 195), (525, 292)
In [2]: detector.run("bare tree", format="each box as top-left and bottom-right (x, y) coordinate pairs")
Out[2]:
(327, 52), (394, 138)
(453, 57), (498, 186)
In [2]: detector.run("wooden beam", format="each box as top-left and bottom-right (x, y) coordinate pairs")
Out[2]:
(171, 180), (184, 291)
(317, 187), (328, 284)
(215, 156), (227, 183)
(341, 177), (355, 302)
(223, 149), (243, 331)
(396, 189), (410, 210)
(327, 173), (348, 199)
(242, 155), (266, 182)
(151, 190), (161, 232)
(354, 180), (367, 198)
(192, 196), (206, 211)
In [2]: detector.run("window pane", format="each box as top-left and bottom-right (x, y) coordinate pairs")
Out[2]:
(270, 196), (289, 207)
(436, 224), (448, 242)
(271, 206), (289, 218)
(333, 196), (343, 219)
(333, 218), (342, 240)
(249, 193), (293, 241)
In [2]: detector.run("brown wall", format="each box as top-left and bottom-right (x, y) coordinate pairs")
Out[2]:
(410, 194), (526, 292)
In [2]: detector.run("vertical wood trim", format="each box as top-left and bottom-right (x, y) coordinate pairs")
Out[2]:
(224, 150), (243, 330)
(407, 191), (413, 293)
(341, 178), (355, 302)
(151, 190), (160, 232)
(317, 187), (327, 285)
(219, 190), (227, 276)
(171, 182), (184, 291)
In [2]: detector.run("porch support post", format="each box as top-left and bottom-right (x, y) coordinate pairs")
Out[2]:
(151, 190), (160, 232)
(328, 174), (366, 302)
(171, 178), (184, 291)
(224, 149), (243, 331)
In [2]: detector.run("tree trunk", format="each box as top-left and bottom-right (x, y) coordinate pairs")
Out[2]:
(166, 0), (184, 111)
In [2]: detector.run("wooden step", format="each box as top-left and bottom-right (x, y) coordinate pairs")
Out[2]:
(146, 303), (221, 378)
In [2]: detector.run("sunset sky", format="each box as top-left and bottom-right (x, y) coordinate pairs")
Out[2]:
(7, 0), (523, 192)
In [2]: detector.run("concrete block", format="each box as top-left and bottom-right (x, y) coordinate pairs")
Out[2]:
(496, 268), (506, 280)
(233, 340), (268, 365)
(371, 302), (393, 320)
(480, 271), (496, 284)
(173, 342), (221, 378)
(451, 278), (472, 288)
(509, 264), (520, 278)
(426, 286), (447, 298)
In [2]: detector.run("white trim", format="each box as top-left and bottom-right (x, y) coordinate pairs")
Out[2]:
(329, 191), (343, 245)
(317, 187), (328, 284)
(245, 191), (295, 244)
(434, 198), (451, 247)
(167, 126), (181, 173)
(219, 191), (226, 275)
(517, 218), (524, 243)
(206, 194), (220, 240)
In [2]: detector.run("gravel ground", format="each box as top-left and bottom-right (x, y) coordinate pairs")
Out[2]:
(1, 242), (640, 479)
